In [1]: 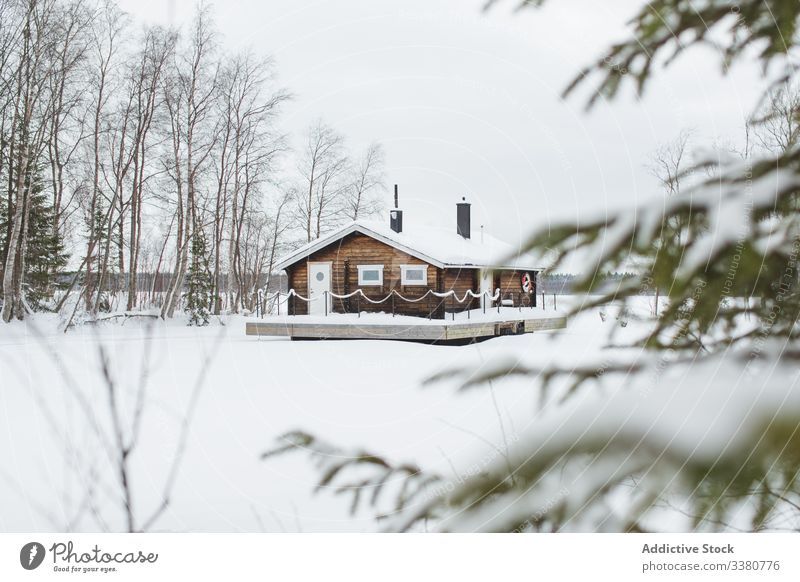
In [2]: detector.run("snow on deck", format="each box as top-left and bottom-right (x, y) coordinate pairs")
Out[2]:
(246, 307), (568, 341)
(257, 306), (565, 326)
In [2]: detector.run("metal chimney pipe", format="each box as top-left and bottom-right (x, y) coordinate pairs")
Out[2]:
(390, 185), (403, 233)
(457, 196), (471, 239)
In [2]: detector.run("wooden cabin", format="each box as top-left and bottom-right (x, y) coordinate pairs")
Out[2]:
(276, 195), (542, 319)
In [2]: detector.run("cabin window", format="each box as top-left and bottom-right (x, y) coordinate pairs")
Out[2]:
(357, 265), (384, 286)
(400, 265), (428, 286)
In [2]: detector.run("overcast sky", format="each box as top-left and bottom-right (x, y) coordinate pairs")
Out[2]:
(117, 0), (767, 246)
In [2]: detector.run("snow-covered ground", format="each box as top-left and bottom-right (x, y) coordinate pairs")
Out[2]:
(0, 296), (653, 532)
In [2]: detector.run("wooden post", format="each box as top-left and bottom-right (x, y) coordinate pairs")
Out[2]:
(324, 291), (328, 317)
(542, 291), (545, 310)
(277, 291), (280, 316)
(392, 292), (395, 317)
(357, 292), (360, 318)
(343, 259), (350, 313)
(554, 294), (557, 310)
(436, 268), (444, 320)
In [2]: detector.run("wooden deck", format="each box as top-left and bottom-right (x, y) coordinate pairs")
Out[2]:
(245, 315), (567, 343)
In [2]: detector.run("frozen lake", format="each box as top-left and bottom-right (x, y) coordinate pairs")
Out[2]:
(0, 296), (646, 532)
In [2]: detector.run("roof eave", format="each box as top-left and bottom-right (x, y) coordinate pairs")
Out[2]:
(355, 225), (445, 268)
(274, 223), (447, 271)
(274, 223), (359, 271)
(274, 222), (544, 272)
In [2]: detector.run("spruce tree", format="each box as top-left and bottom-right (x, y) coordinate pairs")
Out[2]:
(0, 162), (68, 311)
(88, 198), (113, 312)
(184, 231), (213, 326)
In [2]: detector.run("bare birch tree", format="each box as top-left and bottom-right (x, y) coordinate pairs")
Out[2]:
(161, 5), (218, 320)
(753, 84), (800, 155)
(44, 0), (91, 246)
(82, 0), (125, 313)
(123, 27), (175, 311)
(646, 129), (693, 316)
(293, 120), (350, 243)
(344, 141), (385, 221)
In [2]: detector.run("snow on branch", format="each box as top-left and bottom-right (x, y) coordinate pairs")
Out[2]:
(387, 341), (800, 532)
(262, 431), (442, 518)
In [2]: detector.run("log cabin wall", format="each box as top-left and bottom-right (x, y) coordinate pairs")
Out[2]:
(286, 262), (307, 315)
(443, 267), (479, 312)
(288, 232), (440, 317)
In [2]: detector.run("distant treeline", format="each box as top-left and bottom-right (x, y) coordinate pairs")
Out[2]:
(55, 272), (288, 295)
(539, 272), (647, 295)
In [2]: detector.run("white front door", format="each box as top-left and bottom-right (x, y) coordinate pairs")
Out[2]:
(480, 269), (493, 309)
(308, 262), (331, 315)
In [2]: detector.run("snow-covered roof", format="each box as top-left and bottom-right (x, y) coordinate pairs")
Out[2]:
(276, 220), (543, 271)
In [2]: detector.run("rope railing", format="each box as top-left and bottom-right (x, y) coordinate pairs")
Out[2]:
(319, 287), (502, 304)
(255, 286), (555, 319)
(256, 288), (292, 318)
(253, 284), (566, 319)
(257, 285), (567, 319)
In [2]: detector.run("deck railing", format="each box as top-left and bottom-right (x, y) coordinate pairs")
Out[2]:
(256, 288), (560, 319)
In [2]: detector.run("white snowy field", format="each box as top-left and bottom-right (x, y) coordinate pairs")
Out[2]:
(0, 296), (656, 532)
